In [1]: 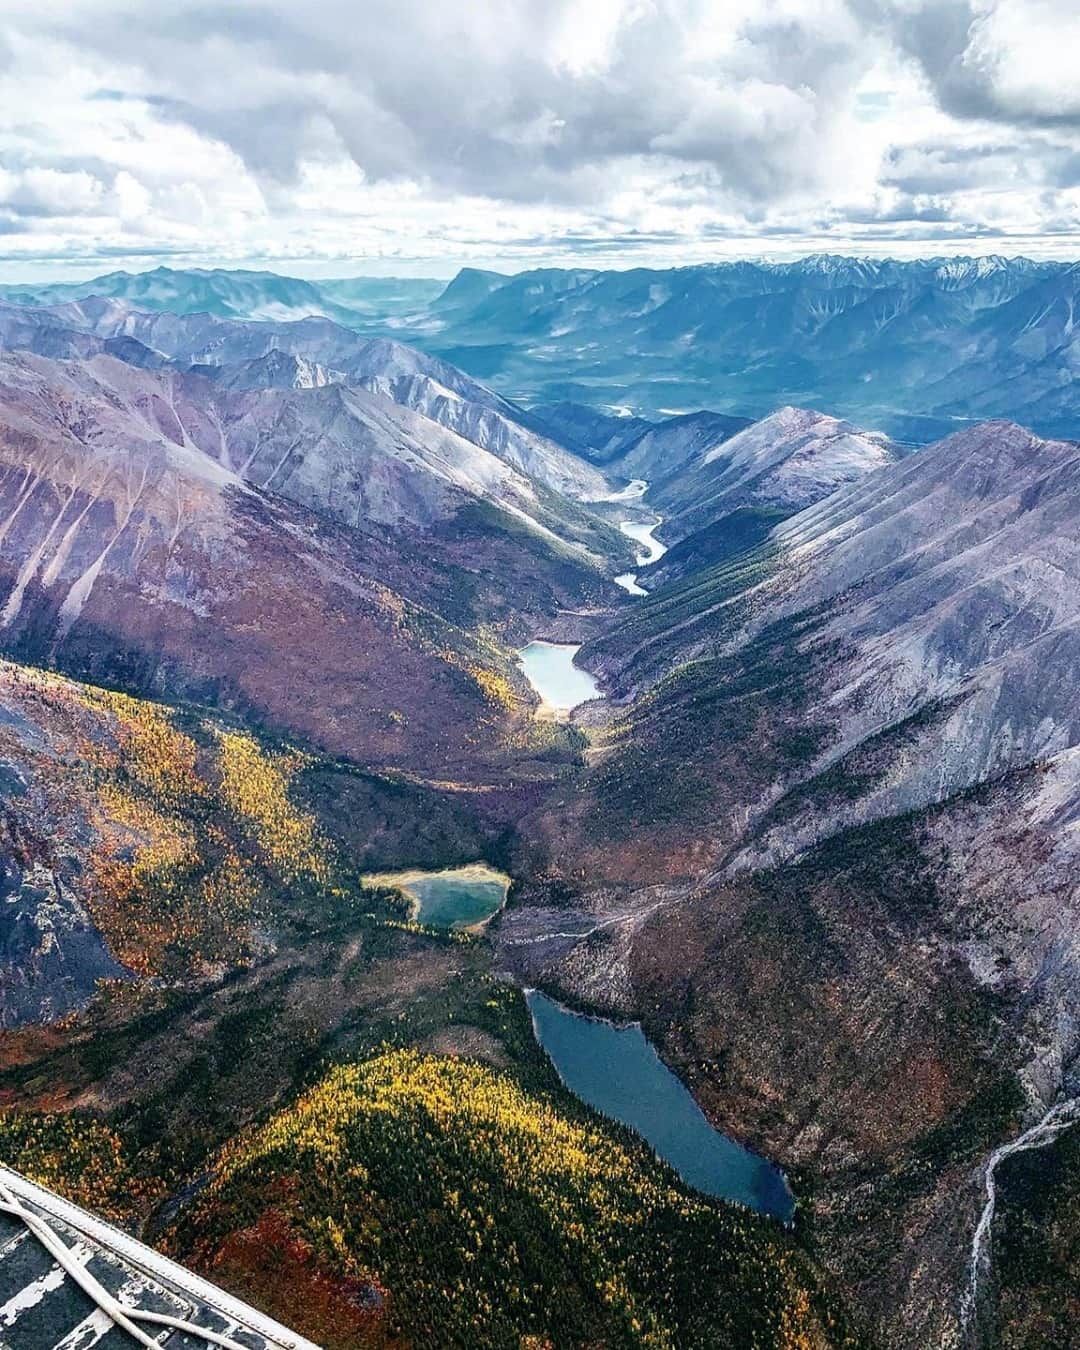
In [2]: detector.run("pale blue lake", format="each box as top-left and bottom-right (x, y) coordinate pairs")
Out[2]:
(517, 641), (601, 712)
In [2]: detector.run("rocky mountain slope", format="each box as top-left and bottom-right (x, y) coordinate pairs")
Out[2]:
(0, 333), (629, 585)
(0, 349), (592, 777)
(4, 350), (600, 545)
(622, 407), (899, 591)
(404, 256), (1080, 441)
(525, 401), (657, 463)
(0, 298), (614, 503)
(525, 402), (751, 479)
(0, 660), (333, 1028)
(650, 406), (898, 545)
(502, 418), (1080, 1347)
(611, 409), (752, 481)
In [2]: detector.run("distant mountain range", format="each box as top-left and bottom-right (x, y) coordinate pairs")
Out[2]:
(12, 256), (1079, 444)
(0, 265), (441, 324)
(418, 256), (1080, 442)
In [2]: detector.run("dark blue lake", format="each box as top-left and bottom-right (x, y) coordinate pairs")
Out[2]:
(527, 989), (794, 1221)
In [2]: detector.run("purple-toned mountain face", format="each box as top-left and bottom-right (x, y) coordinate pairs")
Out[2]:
(503, 416), (1080, 1349)
(0, 350), (607, 776)
(0, 298), (614, 502)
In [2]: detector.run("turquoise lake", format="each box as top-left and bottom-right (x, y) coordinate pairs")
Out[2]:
(361, 864), (510, 929)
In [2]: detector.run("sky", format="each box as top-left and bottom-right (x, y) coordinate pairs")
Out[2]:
(1, 0), (1079, 280)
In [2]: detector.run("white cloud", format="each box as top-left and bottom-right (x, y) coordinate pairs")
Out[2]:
(0, 167), (105, 215)
(0, 0), (1075, 274)
(963, 0), (1080, 121)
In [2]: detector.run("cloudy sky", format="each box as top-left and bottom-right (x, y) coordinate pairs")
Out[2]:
(1, 0), (1078, 279)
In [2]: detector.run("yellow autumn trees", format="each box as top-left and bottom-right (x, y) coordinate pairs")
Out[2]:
(0, 658), (335, 977)
(84, 709), (333, 973)
(0, 1111), (158, 1223)
(173, 1050), (856, 1350)
(215, 730), (328, 885)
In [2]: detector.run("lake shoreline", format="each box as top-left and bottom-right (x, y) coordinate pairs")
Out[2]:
(361, 862), (511, 931)
(516, 639), (603, 718)
(524, 986), (796, 1223)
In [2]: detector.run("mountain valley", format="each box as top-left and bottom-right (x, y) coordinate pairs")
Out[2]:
(0, 268), (1077, 1350)
(500, 417), (1080, 1348)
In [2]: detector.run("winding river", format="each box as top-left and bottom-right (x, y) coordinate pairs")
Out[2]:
(614, 520), (667, 594)
(620, 517), (668, 567)
(612, 481), (668, 594)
